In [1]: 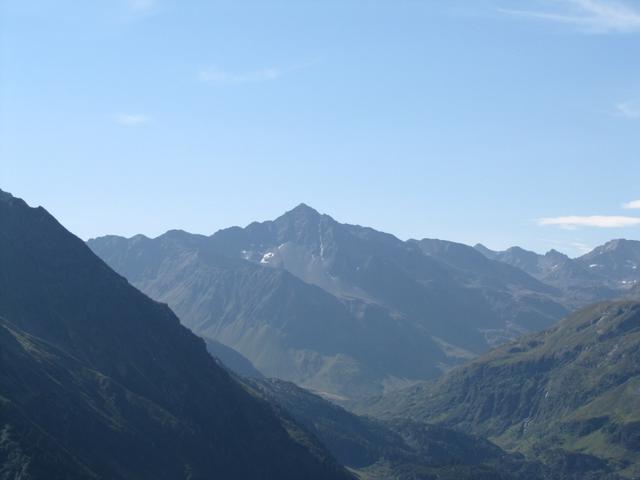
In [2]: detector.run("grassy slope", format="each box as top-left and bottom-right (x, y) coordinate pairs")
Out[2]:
(360, 301), (640, 478)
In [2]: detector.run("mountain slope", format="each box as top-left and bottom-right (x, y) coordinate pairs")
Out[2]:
(207, 205), (566, 340)
(359, 301), (640, 479)
(89, 205), (567, 398)
(245, 378), (549, 480)
(204, 337), (264, 378)
(89, 231), (448, 398)
(0, 190), (352, 480)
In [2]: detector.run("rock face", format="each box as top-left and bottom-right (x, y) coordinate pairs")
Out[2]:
(89, 204), (568, 398)
(0, 190), (352, 480)
(359, 301), (640, 479)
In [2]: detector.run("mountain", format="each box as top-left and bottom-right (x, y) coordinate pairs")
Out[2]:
(0, 190), (352, 480)
(577, 239), (640, 288)
(474, 241), (640, 305)
(87, 230), (451, 399)
(89, 204), (568, 398)
(245, 378), (549, 480)
(358, 300), (640, 479)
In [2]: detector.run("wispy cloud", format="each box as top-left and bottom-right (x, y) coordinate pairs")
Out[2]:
(501, 0), (640, 33)
(113, 114), (150, 126)
(623, 200), (640, 209)
(538, 215), (640, 229)
(198, 62), (316, 86)
(615, 100), (640, 119)
(128, 0), (156, 13)
(198, 67), (282, 86)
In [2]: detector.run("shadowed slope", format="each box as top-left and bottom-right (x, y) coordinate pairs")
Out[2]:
(0, 190), (352, 480)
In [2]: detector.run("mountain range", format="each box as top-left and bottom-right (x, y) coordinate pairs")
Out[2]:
(0, 190), (352, 479)
(475, 241), (640, 305)
(88, 204), (640, 399)
(4, 190), (640, 479)
(0, 189), (590, 479)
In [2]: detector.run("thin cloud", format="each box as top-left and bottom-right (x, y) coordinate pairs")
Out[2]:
(198, 62), (316, 86)
(623, 200), (640, 209)
(538, 215), (640, 229)
(198, 67), (282, 86)
(500, 0), (640, 33)
(615, 100), (640, 119)
(113, 114), (150, 126)
(128, 0), (156, 12)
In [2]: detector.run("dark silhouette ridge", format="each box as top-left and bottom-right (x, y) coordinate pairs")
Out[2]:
(0, 189), (352, 480)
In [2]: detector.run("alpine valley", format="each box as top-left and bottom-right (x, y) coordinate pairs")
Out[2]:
(3, 191), (640, 479)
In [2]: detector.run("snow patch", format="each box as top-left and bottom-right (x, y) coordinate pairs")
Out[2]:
(260, 252), (275, 264)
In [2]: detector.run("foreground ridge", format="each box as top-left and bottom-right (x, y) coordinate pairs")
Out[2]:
(0, 190), (352, 480)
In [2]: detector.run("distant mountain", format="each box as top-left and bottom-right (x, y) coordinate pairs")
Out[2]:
(475, 244), (603, 289)
(0, 190), (351, 480)
(358, 301), (640, 479)
(578, 239), (640, 288)
(475, 241), (640, 305)
(246, 378), (549, 479)
(414, 239), (553, 292)
(89, 204), (567, 398)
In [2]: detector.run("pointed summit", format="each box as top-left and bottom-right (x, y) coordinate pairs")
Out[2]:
(274, 203), (325, 231)
(545, 249), (569, 261)
(285, 203), (321, 219)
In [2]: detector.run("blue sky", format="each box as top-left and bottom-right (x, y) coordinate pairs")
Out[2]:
(2, 0), (640, 256)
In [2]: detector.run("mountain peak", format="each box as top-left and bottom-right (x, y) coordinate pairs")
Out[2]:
(275, 203), (325, 228)
(287, 203), (321, 217)
(601, 238), (639, 250)
(581, 238), (640, 259)
(545, 249), (568, 260)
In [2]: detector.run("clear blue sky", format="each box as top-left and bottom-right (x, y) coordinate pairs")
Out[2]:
(2, 0), (640, 256)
